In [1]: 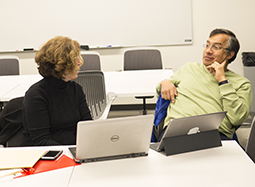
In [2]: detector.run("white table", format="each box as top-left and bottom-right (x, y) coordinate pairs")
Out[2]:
(0, 70), (173, 103)
(2, 167), (73, 187)
(104, 69), (173, 97)
(104, 69), (173, 113)
(0, 75), (43, 102)
(1, 141), (255, 187)
(1, 146), (74, 187)
(0, 75), (40, 99)
(69, 141), (255, 187)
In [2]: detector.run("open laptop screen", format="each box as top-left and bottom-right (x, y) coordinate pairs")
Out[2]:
(70, 115), (154, 163)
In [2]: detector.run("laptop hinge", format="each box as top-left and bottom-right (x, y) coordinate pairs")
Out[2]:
(80, 152), (148, 163)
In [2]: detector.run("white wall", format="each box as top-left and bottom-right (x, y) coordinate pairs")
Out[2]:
(2, 0), (255, 77)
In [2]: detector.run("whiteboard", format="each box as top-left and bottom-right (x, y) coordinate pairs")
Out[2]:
(0, 0), (192, 51)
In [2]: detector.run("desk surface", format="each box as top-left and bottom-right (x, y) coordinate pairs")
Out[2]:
(104, 69), (173, 97)
(0, 75), (42, 102)
(0, 75), (38, 98)
(2, 141), (255, 187)
(69, 141), (255, 187)
(0, 69), (173, 102)
(1, 146), (74, 187)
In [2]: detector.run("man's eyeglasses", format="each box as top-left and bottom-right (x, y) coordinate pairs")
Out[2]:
(203, 44), (228, 51)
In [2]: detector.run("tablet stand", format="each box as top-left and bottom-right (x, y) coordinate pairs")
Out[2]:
(163, 129), (222, 156)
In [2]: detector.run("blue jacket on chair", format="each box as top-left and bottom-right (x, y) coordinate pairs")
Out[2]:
(151, 94), (170, 142)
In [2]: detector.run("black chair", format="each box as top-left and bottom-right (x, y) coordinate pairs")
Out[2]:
(0, 55), (20, 76)
(123, 48), (162, 71)
(80, 52), (101, 71)
(124, 48), (162, 114)
(0, 97), (24, 147)
(74, 71), (116, 120)
(0, 55), (20, 111)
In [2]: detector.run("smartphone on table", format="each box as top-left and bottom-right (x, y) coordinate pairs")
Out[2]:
(41, 150), (63, 160)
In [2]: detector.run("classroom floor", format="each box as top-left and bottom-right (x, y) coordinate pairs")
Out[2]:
(108, 109), (253, 150)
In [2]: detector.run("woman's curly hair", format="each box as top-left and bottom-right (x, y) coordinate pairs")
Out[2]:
(35, 36), (83, 79)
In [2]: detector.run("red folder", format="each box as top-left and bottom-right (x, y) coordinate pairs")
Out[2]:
(15, 154), (80, 178)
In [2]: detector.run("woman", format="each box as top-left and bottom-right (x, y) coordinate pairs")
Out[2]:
(22, 36), (92, 146)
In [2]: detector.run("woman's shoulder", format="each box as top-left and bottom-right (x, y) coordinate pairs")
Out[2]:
(25, 78), (48, 97)
(70, 80), (83, 91)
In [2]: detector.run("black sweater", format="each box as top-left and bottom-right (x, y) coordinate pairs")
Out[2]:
(22, 77), (92, 146)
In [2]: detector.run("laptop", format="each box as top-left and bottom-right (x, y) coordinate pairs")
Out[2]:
(150, 111), (227, 152)
(69, 114), (154, 163)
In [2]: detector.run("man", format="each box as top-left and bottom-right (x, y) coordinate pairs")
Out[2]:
(157, 28), (252, 140)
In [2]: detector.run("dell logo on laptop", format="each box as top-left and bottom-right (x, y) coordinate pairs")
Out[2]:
(111, 135), (120, 142)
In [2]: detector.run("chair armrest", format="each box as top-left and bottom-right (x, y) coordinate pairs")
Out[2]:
(97, 92), (117, 120)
